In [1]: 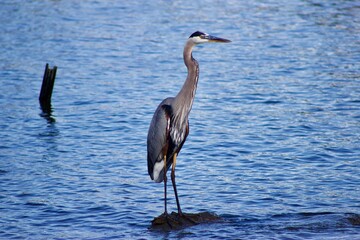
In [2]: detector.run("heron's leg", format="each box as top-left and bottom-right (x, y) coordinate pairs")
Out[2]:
(163, 155), (168, 215)
(171, 153), (196, 224)
(163, 155), (176, 228)
(171, 153), (182, 215)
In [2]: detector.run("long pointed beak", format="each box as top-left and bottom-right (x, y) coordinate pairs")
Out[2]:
(207, 35), (231, 43)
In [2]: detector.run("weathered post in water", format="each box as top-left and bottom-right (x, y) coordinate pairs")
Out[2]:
(39, 63), (57, 112)
(39, 63), (57, 107)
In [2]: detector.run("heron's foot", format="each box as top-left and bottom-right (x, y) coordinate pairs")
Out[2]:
(178, 212), (197, 224)
(164, 212), (174, 229)
(153, 212), (180, 229)
(151, 211), (220, 230)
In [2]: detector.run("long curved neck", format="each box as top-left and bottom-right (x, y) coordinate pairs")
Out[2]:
(173, 40), (199, 120)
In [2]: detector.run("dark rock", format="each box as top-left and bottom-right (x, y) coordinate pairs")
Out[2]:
(347, 214), (360, 226)
(150, 211), (221, 231)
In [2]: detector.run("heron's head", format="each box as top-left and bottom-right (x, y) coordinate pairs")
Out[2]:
(189, 31), (231, 44)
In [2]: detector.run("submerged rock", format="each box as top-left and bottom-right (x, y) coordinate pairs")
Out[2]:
(150, 211), (221, 231)
(347, 214), (360, 226)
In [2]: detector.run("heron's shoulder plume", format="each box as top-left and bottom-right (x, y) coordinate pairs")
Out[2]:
(189, 31), (206, 38)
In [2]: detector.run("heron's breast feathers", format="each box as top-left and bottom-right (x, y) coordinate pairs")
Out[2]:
(170, 120), (188, 147)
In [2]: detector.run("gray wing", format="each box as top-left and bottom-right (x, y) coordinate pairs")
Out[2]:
(147, 97), (174, 182)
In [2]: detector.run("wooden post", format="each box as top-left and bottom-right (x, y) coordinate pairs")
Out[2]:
(39, 63), (57, 106)
(39, 64), (57, 113)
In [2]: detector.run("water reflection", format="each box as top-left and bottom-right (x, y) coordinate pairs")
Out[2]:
(39, 102), (56, 124)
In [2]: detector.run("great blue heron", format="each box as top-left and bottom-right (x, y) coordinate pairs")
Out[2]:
(147, 31), (231, 218)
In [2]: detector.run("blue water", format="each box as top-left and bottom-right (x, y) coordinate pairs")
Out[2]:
(1, 0), (360, 239)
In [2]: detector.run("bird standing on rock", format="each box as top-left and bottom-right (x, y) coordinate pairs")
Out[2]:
(147, 31), (231, 220)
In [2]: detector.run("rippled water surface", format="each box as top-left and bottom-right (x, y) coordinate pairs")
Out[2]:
(1, 0), (360, 239)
